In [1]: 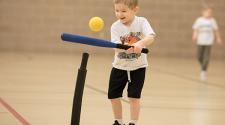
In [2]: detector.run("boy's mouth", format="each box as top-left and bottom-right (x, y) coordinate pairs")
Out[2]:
(120, 17), (126, 20)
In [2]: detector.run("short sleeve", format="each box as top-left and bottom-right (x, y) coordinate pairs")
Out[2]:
(192, 18), (200, 29)
(141, 18), (155, 36)
(111, 24), (121, 44)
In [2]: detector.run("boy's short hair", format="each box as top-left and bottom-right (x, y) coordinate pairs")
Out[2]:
(114, 0), (138, 9)
(202, 4), (213, 11)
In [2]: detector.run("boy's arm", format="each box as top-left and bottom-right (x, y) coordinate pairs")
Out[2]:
(127, 34), (155, 53)
(212, 18), (222, 45)
(136, 34), (155, 47)
(192, 29), (198, 43)
(214, 30), (222, 45)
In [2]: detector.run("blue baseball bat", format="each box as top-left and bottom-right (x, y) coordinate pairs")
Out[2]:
(61, 33), (149, 53)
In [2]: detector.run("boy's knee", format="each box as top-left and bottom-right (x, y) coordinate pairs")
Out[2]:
(110, 98), (121, 103)
(129, 98), (140, 105)
(129, 98), (139, 101)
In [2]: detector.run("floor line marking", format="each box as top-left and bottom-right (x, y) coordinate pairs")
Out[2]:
(0, 97), (31, 125)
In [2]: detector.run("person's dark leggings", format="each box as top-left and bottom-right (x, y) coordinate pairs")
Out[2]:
(197, 45), (211, 71)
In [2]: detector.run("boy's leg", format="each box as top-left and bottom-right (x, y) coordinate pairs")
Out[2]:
(202, 46), (211, 71)
(129, 98), (140, 121)
(111, 98), (123, 120)
(108, 68), (128, 124)
(198, 45), (208, 80)
(197, 45), (204, 69)
(128, 68), (146, 124)
(200, 45), (211, 80)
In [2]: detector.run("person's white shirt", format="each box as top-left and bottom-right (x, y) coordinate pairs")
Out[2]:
(111, 16), (155, 71)
(192, 17), (218, 45)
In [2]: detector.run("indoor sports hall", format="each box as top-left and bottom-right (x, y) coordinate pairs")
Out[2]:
(0, 0), (224, 125)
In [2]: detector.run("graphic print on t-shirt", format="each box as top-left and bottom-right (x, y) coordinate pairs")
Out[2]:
(117, 32), (143, 60)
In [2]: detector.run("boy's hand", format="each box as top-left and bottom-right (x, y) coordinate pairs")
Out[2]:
(192, 37), (197, 43)
(126, 43), (142, 53)
(217, 38), (223, 45)
(133, 43), (142, 53)
(126, 47), (134, 53)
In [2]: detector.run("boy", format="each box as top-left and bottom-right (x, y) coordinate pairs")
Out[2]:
(108, 0), (155, 125)
(192, 7), (222, 81)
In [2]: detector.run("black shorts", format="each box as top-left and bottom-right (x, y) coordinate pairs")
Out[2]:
(108, 67), (146, 99)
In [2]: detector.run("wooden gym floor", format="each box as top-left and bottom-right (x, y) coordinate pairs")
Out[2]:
(0, 52), (225, 125)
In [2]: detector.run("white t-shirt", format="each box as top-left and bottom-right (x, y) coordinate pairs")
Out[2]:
(111, 16), (155, 71)
(192, 17), (218, 45)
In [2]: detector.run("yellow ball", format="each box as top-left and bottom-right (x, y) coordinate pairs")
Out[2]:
(89, 17), (104, 32)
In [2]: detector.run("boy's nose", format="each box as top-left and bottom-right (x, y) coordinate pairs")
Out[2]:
(117, 12), (123, 17)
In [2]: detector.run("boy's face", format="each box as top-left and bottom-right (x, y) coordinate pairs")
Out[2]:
(203, 9), (212, 18)
(114, 3), (138, 26)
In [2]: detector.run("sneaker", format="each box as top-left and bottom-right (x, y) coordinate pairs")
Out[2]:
(200, 71), (206, 81)
(129, 123), (135, 125)
(113, 120), (124, 125)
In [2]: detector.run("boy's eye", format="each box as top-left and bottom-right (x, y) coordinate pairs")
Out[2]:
(122, 11), (126, 12)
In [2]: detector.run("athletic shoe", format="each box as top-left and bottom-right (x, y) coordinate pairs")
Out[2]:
(200, 71), (206, 81)
(113, 120), (124, 125)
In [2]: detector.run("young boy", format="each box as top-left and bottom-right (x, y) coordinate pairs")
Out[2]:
(108, 0), (155, 125)
(192, 7), (222, 81)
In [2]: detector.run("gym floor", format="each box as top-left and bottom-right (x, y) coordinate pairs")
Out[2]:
(0, 52), (225, 125)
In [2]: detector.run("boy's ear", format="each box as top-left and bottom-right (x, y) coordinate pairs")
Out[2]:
(134, 6), (139, 13)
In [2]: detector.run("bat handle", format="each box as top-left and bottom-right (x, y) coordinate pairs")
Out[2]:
(116, 44), (149, 54)
(141, 48), (149, 54)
